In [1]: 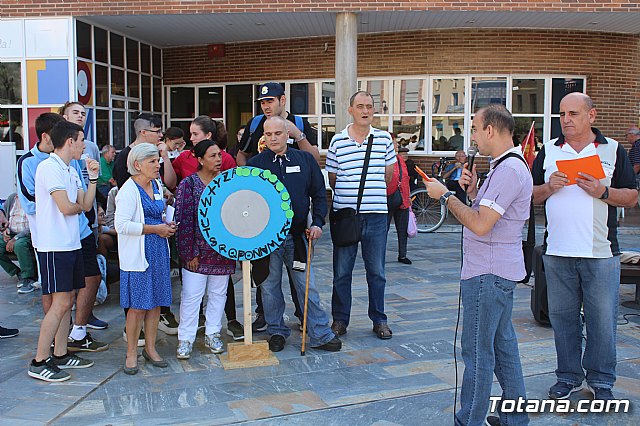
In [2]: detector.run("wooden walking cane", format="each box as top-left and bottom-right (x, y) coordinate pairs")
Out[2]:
(301, 235), (313, 356)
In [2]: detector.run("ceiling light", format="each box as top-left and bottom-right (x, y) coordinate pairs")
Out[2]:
(125, 25), (136, 29)
(255, 22), (265, 26)
(466, 19), (476, 24)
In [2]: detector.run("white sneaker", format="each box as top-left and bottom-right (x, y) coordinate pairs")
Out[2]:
(205, 333), (224, 354)
(176, 340), (192, 359)
(122, 328), (145, 347)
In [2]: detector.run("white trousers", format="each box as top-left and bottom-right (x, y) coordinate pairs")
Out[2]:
(178, 269), (229, 343)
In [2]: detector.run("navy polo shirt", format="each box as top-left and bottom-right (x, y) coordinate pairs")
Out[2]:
(247, 148), (327, 229)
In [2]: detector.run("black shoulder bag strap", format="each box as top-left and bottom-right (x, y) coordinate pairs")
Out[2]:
(356, 134), (375, 214)
(492, 152), (535, 247)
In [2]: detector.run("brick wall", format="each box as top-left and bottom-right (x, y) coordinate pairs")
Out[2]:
(3, 1), (640, 16)
(163, 28), (640, 169)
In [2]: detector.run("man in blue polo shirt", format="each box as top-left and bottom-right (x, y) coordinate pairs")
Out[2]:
(237, 82), (320, 332)
(326, 91), (396, 340)
(247, 116), (340, 353)
(533, 93), (637, 401)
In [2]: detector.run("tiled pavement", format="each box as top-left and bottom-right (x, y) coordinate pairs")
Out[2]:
(1, 222), (639, 425)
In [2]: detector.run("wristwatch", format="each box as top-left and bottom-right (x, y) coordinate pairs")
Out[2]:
(440, 191), (455, 205)
(599, 186), (609, 200)
(295, 133), (306, 143)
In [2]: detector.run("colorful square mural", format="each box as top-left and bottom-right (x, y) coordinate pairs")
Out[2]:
(26, 59), (69, 105)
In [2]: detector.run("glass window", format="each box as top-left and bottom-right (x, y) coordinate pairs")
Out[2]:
(198, 87), (223, 118)
(126, 39), (139, 71)
(94, 27), (108, 63)
(152, 47), (161, 77)
(512, 79), (545, 114)
(393, 79), (422, 114)
(153, 77), (162, 113)
(360, 80), (390, 114)
(127, 71), (139, 99)
(320, 117), (335, 150)
(128, 110), (138, 144)
(432, 116), (464, 151)
(169, 121), (192, 143)
(392, 116), (423, 149)
(0, 63), (22, 104)
(112, 99), (125, 109)
(551, 117), (562, 140)
(514, 117), (544, 151)
(141, 75), (151, 111)
(95, 65), (108, 107)
(110, 33), (124, 68)
(290, 83), (316, 115)
(432, 78), (465, 114)
(96, 109), (109, 148)
(140, 43), (151, 74)
(371, 115), (389, 131)
(76, 21), (92, 60)
(112, 110), (125, 150)
(305, 117), (319, 146)
(551, 78), (584, 114)
(472, 77), (506, 112)
(170, 87), (195, 119)
(0, 108), (24, 150)
(321, 82), (336, 115)
(111, 68), (125, 96)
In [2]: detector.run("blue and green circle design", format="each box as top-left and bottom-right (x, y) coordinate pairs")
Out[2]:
(198, 166), (292, 261)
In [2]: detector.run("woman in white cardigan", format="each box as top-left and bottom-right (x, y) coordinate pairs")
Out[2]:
(115, 143), (176, 375)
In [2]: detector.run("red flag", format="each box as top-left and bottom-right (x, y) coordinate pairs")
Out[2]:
(521, 121), (536, 169)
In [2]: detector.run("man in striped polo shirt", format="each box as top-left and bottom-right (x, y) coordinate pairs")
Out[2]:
(532, 93), (637, 401)
(326, 91), (397, 340)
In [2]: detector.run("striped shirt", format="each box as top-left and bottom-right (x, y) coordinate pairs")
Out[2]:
(326, 125), (396, 213)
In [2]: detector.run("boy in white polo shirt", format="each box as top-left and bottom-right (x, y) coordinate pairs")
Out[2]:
(28, 121), (100, 382)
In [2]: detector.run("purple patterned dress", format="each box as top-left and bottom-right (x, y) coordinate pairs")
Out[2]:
(174, 174), (236, 275)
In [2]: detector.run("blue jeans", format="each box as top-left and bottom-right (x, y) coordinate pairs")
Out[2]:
(456, 274), (529, 426)
(260, 234), (334, 347)
(332, 213), (388, 326)
(543, 255), (620, 389)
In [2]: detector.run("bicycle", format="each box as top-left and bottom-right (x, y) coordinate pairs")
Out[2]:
(410, 187), (447, 233)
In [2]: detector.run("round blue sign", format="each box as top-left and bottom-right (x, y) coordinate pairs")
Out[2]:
(198, 166), (292, 261)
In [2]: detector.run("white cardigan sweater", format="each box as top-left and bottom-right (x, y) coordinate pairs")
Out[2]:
(115, 178), (166, 272)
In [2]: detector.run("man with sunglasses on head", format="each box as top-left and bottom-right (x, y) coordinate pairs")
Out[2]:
(112, 114), (176, 191)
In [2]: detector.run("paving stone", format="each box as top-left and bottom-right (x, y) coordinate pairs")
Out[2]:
(0, 225), (638, 425)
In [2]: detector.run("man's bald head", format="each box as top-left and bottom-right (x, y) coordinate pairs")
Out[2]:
(263, 116), (289, 155)
(561, 92), (594, 111)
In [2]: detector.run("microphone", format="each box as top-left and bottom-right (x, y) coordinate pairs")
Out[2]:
(464, 146), (478, 192)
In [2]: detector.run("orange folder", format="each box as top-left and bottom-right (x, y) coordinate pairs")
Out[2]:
(556, 155), (605, 185)
(414, 165), (429, 180)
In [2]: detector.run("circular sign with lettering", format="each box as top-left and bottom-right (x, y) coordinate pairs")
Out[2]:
(198, 166), (292, 261)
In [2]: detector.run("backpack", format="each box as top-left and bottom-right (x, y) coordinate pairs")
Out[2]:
(249, 114), (304, 138)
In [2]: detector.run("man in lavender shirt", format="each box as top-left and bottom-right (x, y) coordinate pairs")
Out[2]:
(425, 105), (532, 426)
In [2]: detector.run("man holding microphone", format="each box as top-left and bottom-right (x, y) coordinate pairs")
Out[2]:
(425, 105), (531, 426)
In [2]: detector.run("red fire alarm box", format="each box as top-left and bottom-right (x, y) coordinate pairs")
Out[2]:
(207, 44), (225, 58)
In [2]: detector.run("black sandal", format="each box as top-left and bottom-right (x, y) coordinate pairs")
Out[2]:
(373, 323), (392, 340)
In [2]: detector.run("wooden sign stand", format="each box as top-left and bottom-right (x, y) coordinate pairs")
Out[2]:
(219, 260), (279, 369)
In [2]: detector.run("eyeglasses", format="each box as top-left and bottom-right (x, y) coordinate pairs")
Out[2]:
(143, 128), (163, 134)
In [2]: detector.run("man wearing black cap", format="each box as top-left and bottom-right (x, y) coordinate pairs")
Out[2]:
(236, 82), (319, 166)
(237, 83), (319, 333)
